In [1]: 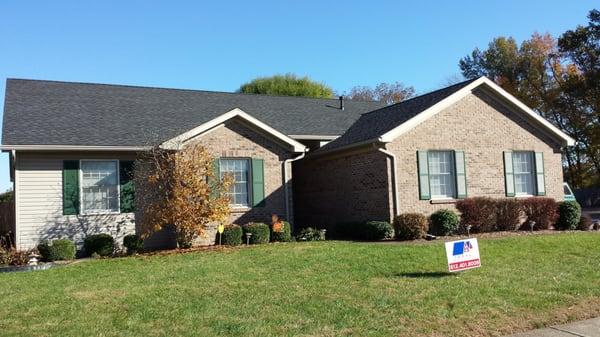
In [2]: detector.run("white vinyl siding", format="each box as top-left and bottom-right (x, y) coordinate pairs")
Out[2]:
(220, 159), (250, 207)
(80, 160), (119, 213)
(512, 152), (535, 196)
(428, 151), (456, 199)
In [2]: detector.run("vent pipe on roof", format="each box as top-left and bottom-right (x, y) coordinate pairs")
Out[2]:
(339, 96), (345, 111)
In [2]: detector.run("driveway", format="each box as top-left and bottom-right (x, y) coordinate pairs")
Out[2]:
(506, 317), (600, 337)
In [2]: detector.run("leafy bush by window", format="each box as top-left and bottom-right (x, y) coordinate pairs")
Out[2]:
(271, 221), (292, 242)
(83, 234), (115, 257)
(456, 197), (497, 233)
(578, 214), (593, 231)
(495, 199), (523, 231)
(394, 213), (428, 240)
(429, 209), (459, 236)
(221, 224), (243, 246)
(296, 227), (325, 241)
(37, 239), (76, 261)
(123, 234), (144, 254)
(556, 201), (582, 230)
(521, 198), (559, 230)
(242, 223), (270, 244)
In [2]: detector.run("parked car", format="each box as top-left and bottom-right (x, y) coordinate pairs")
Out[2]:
(564, 182), (576, 202)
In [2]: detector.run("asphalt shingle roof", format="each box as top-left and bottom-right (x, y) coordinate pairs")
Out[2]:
(1, 79), (385, 147)
(319, 78), (477, 151)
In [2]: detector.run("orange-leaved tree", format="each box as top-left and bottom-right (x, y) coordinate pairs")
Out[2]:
(135, 144), (232, 248)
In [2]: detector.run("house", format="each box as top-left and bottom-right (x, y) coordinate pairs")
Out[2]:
(0, 77), (574, 250)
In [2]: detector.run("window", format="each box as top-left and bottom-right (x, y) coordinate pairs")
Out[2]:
(428, 151), (456, 199)
(513, 152), (535, 195)
(80, 160), (119, 213)
(220, 159), (250, 207)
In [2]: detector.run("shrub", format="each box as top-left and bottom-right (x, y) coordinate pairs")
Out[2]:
(429, 209), (459, 236)
(0, 248), (29, 266)
(578, 214), (593, 231)
(556, 201), (582, 230)
(242, 223), (270, 244)
(296, 227), (325, 241)
(221, 224), (243, 246)
(521, 198), (559, 230)
(37, 239), (76, 261)
(495, 199), (523, 231)
(361, 221), (394, 240)
(83, 234), (115, 257)
(271, 221), (292, 242)
(394, 213), (428, 240)
(456, 197), (497, 233)
(123, 234), (144, 254)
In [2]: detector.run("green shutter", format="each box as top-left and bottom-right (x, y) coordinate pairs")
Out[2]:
(503, 151), (515, 197)
(454, 151), (467, 199)
(534, 152), (546, 196)
(251, 158), (265, 207)
(417, 151), (430, 200)
(63, 160), (80, 215)
(119, 160), (135, 213)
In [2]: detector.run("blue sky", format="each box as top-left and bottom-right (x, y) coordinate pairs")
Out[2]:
(0, 1), (595, 191)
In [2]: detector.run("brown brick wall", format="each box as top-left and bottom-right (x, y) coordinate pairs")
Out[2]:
(293, 149), (392, 230)
(389, 88), (564, 215)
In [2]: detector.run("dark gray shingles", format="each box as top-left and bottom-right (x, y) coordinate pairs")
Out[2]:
(319, 78), (478, 151)
(1, 79), (385, 146)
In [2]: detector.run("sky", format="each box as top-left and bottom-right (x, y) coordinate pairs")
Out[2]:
(0, 1), (596, 192)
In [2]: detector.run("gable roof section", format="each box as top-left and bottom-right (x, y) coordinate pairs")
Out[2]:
(1, 79), (384, 148)
(320, 76), (575, 153)
(160, 108), (307, 152)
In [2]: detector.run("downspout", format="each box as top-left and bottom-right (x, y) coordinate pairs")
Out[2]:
(283, 151), (306, 223)
(374, 144), (399, 218)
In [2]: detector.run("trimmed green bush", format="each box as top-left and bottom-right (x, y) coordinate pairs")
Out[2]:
(271, 221), (292, 242)
(556, 201), (582, 230)
(578, 214), (593, 231)
(37, 239), (76, 261)
(296, 227), (324, 241)
(123, 234), (143, 254)
(362, 221), (394, 240)
(242, 223), (270, 244)
(521, 198), (559, 230)
(221, 224), (243, 246)
(394, 213), (428, 240)
(429, 209), (459, 236)
(83, 234), (115, 257)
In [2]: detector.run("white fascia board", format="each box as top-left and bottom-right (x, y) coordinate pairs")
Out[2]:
(0, 145), (151, 151)
(378, 77), (575, 146)
(289, 135), (339, 141)
(160, 108), (308, 152)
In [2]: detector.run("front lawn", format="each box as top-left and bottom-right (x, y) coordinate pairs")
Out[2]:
(1, 233), (600, 337)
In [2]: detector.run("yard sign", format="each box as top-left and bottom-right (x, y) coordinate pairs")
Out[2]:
(444, 239), (481, 272)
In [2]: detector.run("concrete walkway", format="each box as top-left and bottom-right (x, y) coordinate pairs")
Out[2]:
(507, 318), (600, 337)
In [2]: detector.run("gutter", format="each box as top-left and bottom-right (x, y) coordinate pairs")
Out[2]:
(283, 151), (307, 225)
(0, 145), (152, 151)
(374, 144), (399, 217)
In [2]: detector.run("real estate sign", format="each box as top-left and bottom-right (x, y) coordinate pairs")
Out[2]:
(444, 239), (481, 272)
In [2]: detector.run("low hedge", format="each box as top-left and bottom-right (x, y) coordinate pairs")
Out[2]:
(296, 227), (324, 241)
(429, 209), (459, 236)
(123, 234), (144, 254)
(83, 234), (115, 257)
(222, 224), (243, 246)
(362, 221), (394, 240)
(37, 239), (76, 261)
(394, 213), (428, 240)
(242, 223), (270, 244)
(271, 221), (292, 242)
(521, 198), (559, 230)
(578, 214), (593, 231)
(556, 201), (582, 230)
(455, 197), (498, 233)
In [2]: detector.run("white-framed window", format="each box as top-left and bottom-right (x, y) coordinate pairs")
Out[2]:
(512, 152), (535, 196)
(80, 160), (120, 213)
(428, 151), (456, 199)
(220, 158), (250, 207)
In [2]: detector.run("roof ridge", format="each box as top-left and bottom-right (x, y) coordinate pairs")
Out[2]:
(360, 77), (477, 116)
(5, 78), (382, 104)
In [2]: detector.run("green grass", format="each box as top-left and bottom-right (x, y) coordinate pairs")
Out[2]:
(1, 233), (600, 337)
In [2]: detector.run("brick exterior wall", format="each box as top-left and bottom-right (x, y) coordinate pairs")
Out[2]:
(294, 88), (566, 226)
(293, 149), (392, 230)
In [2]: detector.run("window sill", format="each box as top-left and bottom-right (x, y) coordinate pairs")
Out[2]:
(230, 207), (251, 213)
(78, 211), (121, 216)
(430, 199), (458, 204)
(515, 195), (535, 198)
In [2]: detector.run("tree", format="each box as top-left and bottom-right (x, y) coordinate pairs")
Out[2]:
(238, 73), (333, 98)
(136, 145), (232, 248)
(0, 189), (13, 202)
(346, 82), (415, 105)
(459, 25), (600, 188)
